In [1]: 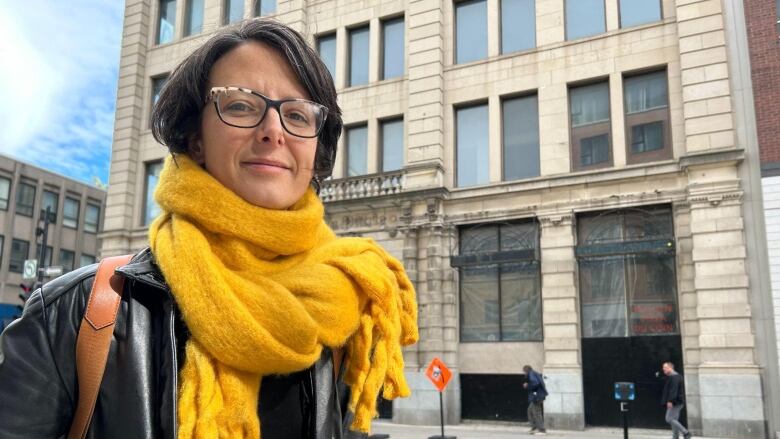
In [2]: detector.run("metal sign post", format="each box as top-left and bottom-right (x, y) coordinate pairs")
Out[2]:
(614, 382), (635, 439)
(425, 357), (456, 439)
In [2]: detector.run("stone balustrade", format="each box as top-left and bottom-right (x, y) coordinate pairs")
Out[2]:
(320, 171), (404, 202)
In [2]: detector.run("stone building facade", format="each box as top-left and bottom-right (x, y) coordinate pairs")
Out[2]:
(103, 0), (779, 437)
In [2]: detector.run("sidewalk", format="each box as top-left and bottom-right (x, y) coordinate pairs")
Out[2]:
(370, 420), (725, 439)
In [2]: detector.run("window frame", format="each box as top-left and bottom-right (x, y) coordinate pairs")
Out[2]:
(63, 196), (80, 229)
(143, 160), (164, 226)
(564, 0), (607, 41)
(569, 79), (613, 172)
(618, 0), (663, 29)
(501, 92), (540, 181)
(9, 239), (29, 274)
(150, 75), (169, 128)
(344, 124), (369, 177)
(455, 0), (489, 64)
(347, 24), (371, 87)
(380, 16), (405, 81)
(623, 68), (672, 164)
(316, 33), (338, 82)
(156, 0), (177, 45)
(0, 176), (11, 211)
(254, 0), (277, 16)
(59, 249), (75, 273)
(455, 101), (491, 187)
(84, 203), (101, 234)
(499, 0), (536, 55)
(223, 0), (245, 25)
(41, 189), (59, 224)
(15, 182), (36, 218)
(36, 243), (53, 268)
(80, 253), (97, 268)
(183, 0), (204, 37)
(379, 117), (405, 173)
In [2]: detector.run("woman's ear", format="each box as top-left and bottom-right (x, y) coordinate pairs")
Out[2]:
(188, 134), (206, 165)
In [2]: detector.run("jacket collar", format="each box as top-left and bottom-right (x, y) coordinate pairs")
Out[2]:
(115, 247), (169, 293)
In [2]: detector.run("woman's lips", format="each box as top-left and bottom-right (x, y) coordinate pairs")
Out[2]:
(242, 159), (289, 173)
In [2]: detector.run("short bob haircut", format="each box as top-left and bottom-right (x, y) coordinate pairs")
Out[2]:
(151, 19), (342, 180)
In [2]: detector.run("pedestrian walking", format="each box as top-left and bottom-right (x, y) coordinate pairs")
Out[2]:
(523, 364), (549, 435)
(661, 361), (692, 439)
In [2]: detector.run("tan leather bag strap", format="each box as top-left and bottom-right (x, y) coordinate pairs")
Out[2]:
(67, 254), (133, 439)
(332, 347), (344, 379)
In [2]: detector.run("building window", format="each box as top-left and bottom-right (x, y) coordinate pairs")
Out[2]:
(157, 0), (176, 45)
(63, 197), (80, 229)
(150, 75), (169, 127)
(317, 34), (337, 81)
(382, 17), (405, 80)
(346, 125), (368, 177)
(0, 177), (10, 210)
(570, 81), (611, 170)
(566, 0), (605, 40)
(184, 0), (204, 36)
(144, 161), (164, 226)
(36, 244), (53, 268)
(381, 118), (404, 172)
(503, 94), (540, 180)
(456, 0), (487, 64)
(60, 249), (75, 273)
(619, 0), (662, 28)
(501, 0), (535, 54)
(85, 203), (101, 233)
(80, 254), (97, 268)
(224, 0), (244, 24)
(457, 104), (489, 187)
(15, 182), (36, 217)
(348, 26), (370, 87)
(9, 239), (29, 273)
(577, 206), (678, 338)
(453, 221), (542, 342)
(624, 70), (671, 163)
(41, 190), (58, 224)
(254, 0), (276, 16)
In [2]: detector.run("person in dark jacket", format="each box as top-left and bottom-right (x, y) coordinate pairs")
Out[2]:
(523, 365), (548, 435)
(661, 361), (692, 439)
(0, 18), (418, 439)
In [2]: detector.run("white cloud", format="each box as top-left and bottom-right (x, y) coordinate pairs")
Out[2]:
(0, 0), (125, 184)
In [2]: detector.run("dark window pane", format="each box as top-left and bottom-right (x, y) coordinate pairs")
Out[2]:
(255, 0), (276, 16)
(382, 18), (404, 80)
(225, 0), (244, 23)
(580, 134), (610, 166)
(144, 161), (163, 226)
(500, 222), (537, 251)
(85, 204), (100, 233)
(41, 190), (58, 223)
(9, 239), (29, 273)
(500, 262), (542, 341)
(381, 119), (404, 172)
(460, 226), (499, 254)
(157, 0), (176, 44)
(461, 265), (500, 341)
(578, 212), (622, 245)
(622, 207), (674, 240)
(185, 0), (204, 36)
(625, 70), (668, 114)
(619, 0), (661, 28)
(631, 121), (664, 153)
(60, 249), (75, 273)
(80, 254), (96, 267)
(63, 197), (80, 228)
(0, 178), (10, 210)
(349, 26), (370, 86)
(570, 82), (610, 127)
(456, 0), (488, 63)
(16, 183), (35, 217)
(501, 0), (535, 54)
(347, 126), (368, 176)
(627, 255), (678, 335)
(566, 0), (605, 40)
(579, 256), (627, 338)
(457, 104), (490, 187)
(318, 34), (337, 81)
(36, 244), (53, 267)
(503, 95), (540, 180)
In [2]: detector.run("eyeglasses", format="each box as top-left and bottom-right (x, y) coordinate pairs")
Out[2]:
(206, 86), (329, 138)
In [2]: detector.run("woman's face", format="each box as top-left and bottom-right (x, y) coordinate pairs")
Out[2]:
(191, 41), (318, 210)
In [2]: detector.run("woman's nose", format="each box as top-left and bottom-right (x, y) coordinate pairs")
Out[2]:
(256, 107), (286, 145)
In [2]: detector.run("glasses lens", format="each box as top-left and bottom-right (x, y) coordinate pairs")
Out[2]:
(280, 100), (325, 137)
(216, 90), (266, 128)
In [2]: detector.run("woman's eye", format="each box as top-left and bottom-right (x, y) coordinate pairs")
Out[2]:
(224, 101), (255, 112)
(285, 112), (310, 124)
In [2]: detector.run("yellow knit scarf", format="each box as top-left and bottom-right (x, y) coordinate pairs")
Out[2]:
(148, 156), (418, 438)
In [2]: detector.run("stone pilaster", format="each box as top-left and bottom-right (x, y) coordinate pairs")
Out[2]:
(539, 213), (584, 430)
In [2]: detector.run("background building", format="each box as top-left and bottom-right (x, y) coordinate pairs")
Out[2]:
(103, 0), (780, 437)
(0, 154), (106, 330)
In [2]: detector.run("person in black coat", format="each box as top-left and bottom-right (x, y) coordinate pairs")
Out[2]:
(523, 365), (548, 435)
(661, 361), (692, 439)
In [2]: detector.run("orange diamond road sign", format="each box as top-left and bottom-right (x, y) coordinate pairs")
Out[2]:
(425, 357), (452, 392)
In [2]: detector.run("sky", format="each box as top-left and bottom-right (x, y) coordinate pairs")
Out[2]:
(0, 0), (125, 186)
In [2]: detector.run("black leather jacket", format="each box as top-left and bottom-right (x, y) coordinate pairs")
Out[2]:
(0, 248), (363, 439)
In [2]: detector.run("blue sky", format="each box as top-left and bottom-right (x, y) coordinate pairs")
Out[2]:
(0, 0), (125, 186)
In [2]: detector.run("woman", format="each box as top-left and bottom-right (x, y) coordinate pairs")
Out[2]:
(0, 19), (418, 439)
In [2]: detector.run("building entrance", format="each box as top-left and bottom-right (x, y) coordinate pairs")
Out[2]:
(576, 206), (685, 429)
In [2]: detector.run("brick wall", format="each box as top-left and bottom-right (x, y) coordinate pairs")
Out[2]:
(744, 0), (780, 168)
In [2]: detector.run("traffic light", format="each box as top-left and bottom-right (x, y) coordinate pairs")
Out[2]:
(17, 283), (33, 315)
